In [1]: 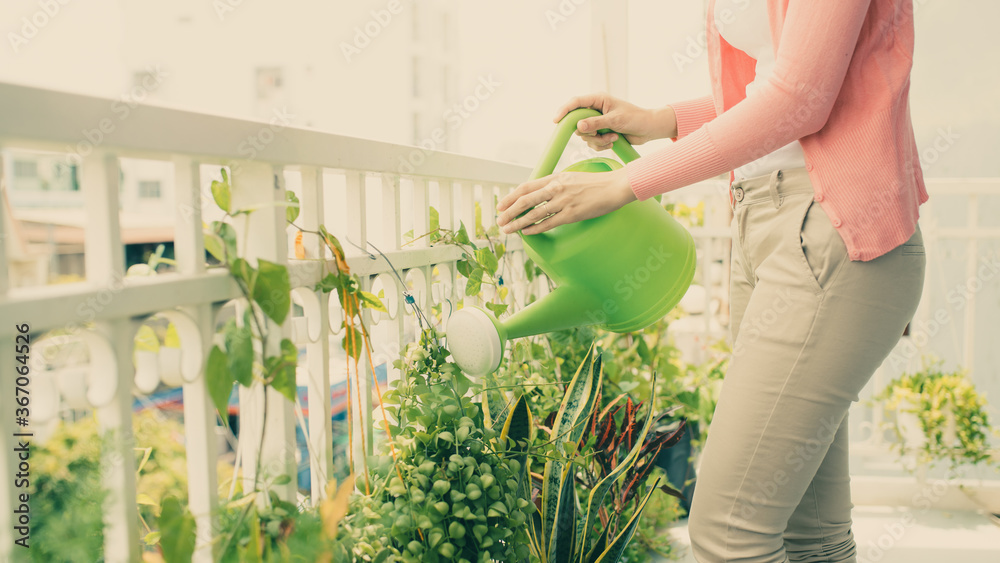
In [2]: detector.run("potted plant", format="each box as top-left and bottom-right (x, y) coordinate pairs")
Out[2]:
(874, 359), (996, 473)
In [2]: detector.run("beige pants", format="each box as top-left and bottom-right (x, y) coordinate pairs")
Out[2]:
(688, 168), (925, 562)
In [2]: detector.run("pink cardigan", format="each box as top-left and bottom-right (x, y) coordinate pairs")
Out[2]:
(625, 0), (928, 261)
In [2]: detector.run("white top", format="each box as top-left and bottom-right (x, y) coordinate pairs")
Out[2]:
(714, 0), (807, 181)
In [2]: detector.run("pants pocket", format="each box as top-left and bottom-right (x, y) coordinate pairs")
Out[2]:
(796, 199), (848, 294)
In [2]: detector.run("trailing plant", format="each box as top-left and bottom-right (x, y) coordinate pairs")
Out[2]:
(370, 331), (534, 562)
(156, 168), (390, 561)
(874, 359), (997, 471)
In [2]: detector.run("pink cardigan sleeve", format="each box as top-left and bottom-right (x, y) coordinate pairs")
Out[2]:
(626, 0), (873, 200)
(670, 96), (718, 140)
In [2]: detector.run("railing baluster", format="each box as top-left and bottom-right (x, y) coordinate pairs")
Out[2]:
(82, 152), (140, 563)
(963, 193), (978, 370)
(172, 156), (219, 561)
(457, 181), (477, 306)
(230, 161), (297, 502)
(437, 179), (457, 321)
(380, 174), (405, 383)
(345, 171), (374, 473)
(413, 178), (431, 247)
(299, 167), (334, 503)
(438, 178), (455, 232)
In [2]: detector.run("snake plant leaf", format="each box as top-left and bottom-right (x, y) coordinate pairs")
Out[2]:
(501, 395), (533, 497)
(527, 495), (545, 561)
(547, 463), (577, 563)
(542, 343), (603, 557)
(579, 370), (658, 554)
(551, 343), (603, 447)
(593, 477), (661, 563)
(583, 526), (610, 563)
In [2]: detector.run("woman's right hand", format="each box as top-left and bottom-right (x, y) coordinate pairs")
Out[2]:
(553, 93), (677, 151)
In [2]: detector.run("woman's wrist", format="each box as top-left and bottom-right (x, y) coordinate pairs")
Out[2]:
(650, 105), (678, 141)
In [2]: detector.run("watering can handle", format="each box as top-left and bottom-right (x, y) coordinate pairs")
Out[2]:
(527, 108), (642, 180)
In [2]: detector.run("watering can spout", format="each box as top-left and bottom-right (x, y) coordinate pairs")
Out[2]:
(503, 284), (602, 339)
(446, 108), (697, 377)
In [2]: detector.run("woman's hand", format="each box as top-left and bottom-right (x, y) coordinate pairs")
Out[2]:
(554, 93), (677, 151)
(495, 168), (637, 235)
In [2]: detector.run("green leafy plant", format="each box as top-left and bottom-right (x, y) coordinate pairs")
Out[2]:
(371, 332), (534, 562)
(26, 411), (189, 563)
(874, 359), (997, 471)
(154, 169), (389, 562)
(523, 343), (669, 563)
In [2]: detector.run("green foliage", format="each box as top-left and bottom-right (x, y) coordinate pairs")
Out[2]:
(373, 333), (533, 562)
(437, 222), (508, 314)
(26, 412), (189, 563)
(159, 496), (196, 563)
(874, 359), (997, 470)
(211, 490), (362, 563)
(627, 471), (684, 560)
(525, 344), (668, 563)
(285, 190), (300, 223)
(24, 419), (107, 562)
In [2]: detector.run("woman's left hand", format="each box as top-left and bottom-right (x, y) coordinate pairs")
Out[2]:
(495, 168), (637, 235)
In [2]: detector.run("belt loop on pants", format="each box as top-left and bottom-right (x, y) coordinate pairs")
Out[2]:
(768, 169), (783, 209)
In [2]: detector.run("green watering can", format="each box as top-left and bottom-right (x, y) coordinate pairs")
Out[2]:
(447, 108), (697, 376)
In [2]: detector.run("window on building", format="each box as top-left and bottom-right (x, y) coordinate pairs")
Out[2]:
(412, 56), (420, 98)
(256, 67), (284, 101)
(138, 180), (161, 199)
(13, 160), (37, 178)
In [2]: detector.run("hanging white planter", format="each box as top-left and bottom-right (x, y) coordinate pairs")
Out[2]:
(134, 350), (161, 394)
(158, 347), (184, 388)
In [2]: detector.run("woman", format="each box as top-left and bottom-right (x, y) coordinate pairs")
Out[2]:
(496, 1), (926, 561)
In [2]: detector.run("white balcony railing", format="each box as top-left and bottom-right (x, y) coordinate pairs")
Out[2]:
(1, 81), (998, 562)
(0, 81), (548, 562)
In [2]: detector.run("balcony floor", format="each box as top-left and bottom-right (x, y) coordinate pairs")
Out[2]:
(659, 506), (1000, 562)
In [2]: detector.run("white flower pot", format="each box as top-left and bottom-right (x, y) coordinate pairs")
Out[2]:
(159, 347), (184, 387)
(134, 350), (160, 394)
